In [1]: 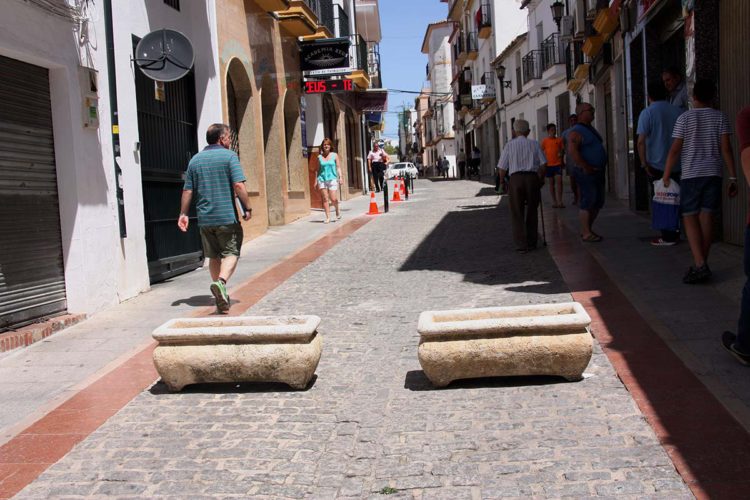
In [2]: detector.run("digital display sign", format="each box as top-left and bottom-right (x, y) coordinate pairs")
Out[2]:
(304, 79), (354, 94)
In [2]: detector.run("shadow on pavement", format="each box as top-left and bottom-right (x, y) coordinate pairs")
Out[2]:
(171, 295), (215, 307)
(149, 375), (318, 395)
(399, 203), (567, 291)
(475, 187), (498, 197)
(403, 370), (568, 391)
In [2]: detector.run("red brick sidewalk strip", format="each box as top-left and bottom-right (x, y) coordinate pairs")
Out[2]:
(0, 216), (371, 499)
(545, 212), (750, 500)
(0, 314), (86, 354)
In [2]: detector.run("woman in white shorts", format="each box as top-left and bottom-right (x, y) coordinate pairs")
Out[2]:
(316, 138), (344, 223)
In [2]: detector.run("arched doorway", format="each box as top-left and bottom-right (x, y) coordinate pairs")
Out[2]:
(344, 110), (360, 190)
(323, 94), (338, 147)
(226, 59), (257, 191)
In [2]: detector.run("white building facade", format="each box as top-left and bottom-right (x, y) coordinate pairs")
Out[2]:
(421, 21), (457, 177)
(0, 0), (222, 329)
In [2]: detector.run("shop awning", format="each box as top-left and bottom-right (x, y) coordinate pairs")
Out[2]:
(335, 88), (389, 113)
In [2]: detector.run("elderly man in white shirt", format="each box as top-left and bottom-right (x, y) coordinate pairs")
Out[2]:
(497, 119), (548, 252)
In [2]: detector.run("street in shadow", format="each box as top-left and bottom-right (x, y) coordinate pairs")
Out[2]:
(399, 201), (566, 292)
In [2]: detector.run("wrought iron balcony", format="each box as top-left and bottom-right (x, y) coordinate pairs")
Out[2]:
(540, 33), (566, 73)
(476, 0), (492, 39)
(566, 40), (585, 82)
(318, 0), (335, 37)
(522, 49), (543, 84)
(334, 4), (350, 37)
(368, 43), (381, 88)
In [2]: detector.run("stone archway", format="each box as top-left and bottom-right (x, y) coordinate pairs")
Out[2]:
(225, 58), (260, 193)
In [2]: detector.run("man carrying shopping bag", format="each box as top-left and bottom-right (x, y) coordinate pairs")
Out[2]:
(652, 179), (681, 236)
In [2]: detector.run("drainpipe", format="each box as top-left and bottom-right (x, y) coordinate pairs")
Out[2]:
(103, 0), (126, 237)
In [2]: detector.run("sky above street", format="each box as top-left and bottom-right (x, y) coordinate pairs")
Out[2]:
(379, 0), (529, 141)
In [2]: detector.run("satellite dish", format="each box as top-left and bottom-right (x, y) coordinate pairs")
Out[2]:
(134, 29), (194, 82)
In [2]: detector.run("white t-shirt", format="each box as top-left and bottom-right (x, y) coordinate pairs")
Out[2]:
(367, 150), (387, 163)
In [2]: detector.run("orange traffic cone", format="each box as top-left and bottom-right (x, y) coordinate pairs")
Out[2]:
(391, 179), (402, 202)
(400, 177), (406, 197)
(366, 191), (380, 215)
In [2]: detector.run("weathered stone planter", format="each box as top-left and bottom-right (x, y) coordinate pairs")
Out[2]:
(152, 315), (322, 391)
(417, 302), (592, 387)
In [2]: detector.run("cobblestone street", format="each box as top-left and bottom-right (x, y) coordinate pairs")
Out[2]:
(14, 180), (691, 499)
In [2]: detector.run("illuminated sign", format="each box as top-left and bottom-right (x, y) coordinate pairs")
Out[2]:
(304, 79), (354, 94)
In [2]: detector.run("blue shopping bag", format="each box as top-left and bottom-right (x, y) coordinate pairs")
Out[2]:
(652, 179), (680, 231)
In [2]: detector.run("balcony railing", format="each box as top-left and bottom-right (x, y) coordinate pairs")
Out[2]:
(349, 34), (369, 76)
(453, 33), (464, 62)
(540, 33), (566, 72)
(318, 0), (335, 36)
(465, 31), (478, 53)
(368, 43), (381, 88)
(303, 0), (321, 20)
(476, 0), (492, 37)
(566, 40), (585, 81)
(333, 4), (349, 37)
(522, 50), (543, 83)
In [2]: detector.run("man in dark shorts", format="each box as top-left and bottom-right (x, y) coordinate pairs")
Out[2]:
(567, 103), (608, 242)
(723, 105), (750, 365)
(178, 123), (252, 312)
(661, 80), (737, 283)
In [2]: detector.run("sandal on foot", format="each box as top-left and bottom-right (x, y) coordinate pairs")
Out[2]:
(581, 233), (602, 242)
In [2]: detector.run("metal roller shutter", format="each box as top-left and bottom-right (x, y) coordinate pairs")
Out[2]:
(0, 55), (67, 331)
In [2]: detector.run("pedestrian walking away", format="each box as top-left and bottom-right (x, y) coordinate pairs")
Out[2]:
(497, 119), (547, 253)
(316, 137), (344, 224)
(723, 105), (750, 366)
(367, 142), (389, 192)
(637, 79), (684, 246)
(568, 103), (608, 242)
(457, 148), (466, 179)
(440, 156), (451, 179)
(470, 146), (481, 178)
(662, 79), (738, 284)
(178, 123), (252, 313)
(561, 114), (580, 205)
(541, 123), (565, 208)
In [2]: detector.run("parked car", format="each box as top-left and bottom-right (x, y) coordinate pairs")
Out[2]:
(385, 162), (419, 180)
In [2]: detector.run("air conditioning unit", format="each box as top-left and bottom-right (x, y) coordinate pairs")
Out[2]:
(560, 16), (574, 39)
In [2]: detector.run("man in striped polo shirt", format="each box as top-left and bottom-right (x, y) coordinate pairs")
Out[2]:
(662, 80), (738, 284)
(497, 119), (548, 253)
(178, 124), (252, 312)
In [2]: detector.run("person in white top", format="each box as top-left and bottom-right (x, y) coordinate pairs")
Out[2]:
(367, 142), (389, 192)
(497, 119), (548, 252)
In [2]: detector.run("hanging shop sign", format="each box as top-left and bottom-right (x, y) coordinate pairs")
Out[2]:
(304, 79), (354, 94)
(300, 38), (351, 76)
(471, 84), (495, 100)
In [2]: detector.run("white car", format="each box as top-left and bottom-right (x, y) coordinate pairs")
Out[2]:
(385, 162), (419, 180)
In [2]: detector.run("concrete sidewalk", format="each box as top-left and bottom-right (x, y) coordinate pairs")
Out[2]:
(0, 192), (374, 445)
(540, 191), (750, 432)
(10, 180), (694, 499)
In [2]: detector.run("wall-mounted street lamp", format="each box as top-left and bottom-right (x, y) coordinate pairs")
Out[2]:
(551, 0), (565, 31)
(493, 63), (511, 105)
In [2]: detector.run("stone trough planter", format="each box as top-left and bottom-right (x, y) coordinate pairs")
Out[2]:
(152, 315), (322, 391)
(417, 302), (592, 387)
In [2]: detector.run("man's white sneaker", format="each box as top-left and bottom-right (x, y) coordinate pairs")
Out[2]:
(651, 238), (677, 247)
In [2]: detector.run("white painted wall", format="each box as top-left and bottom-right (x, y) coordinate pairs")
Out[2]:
(0, 0), (222, 315)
